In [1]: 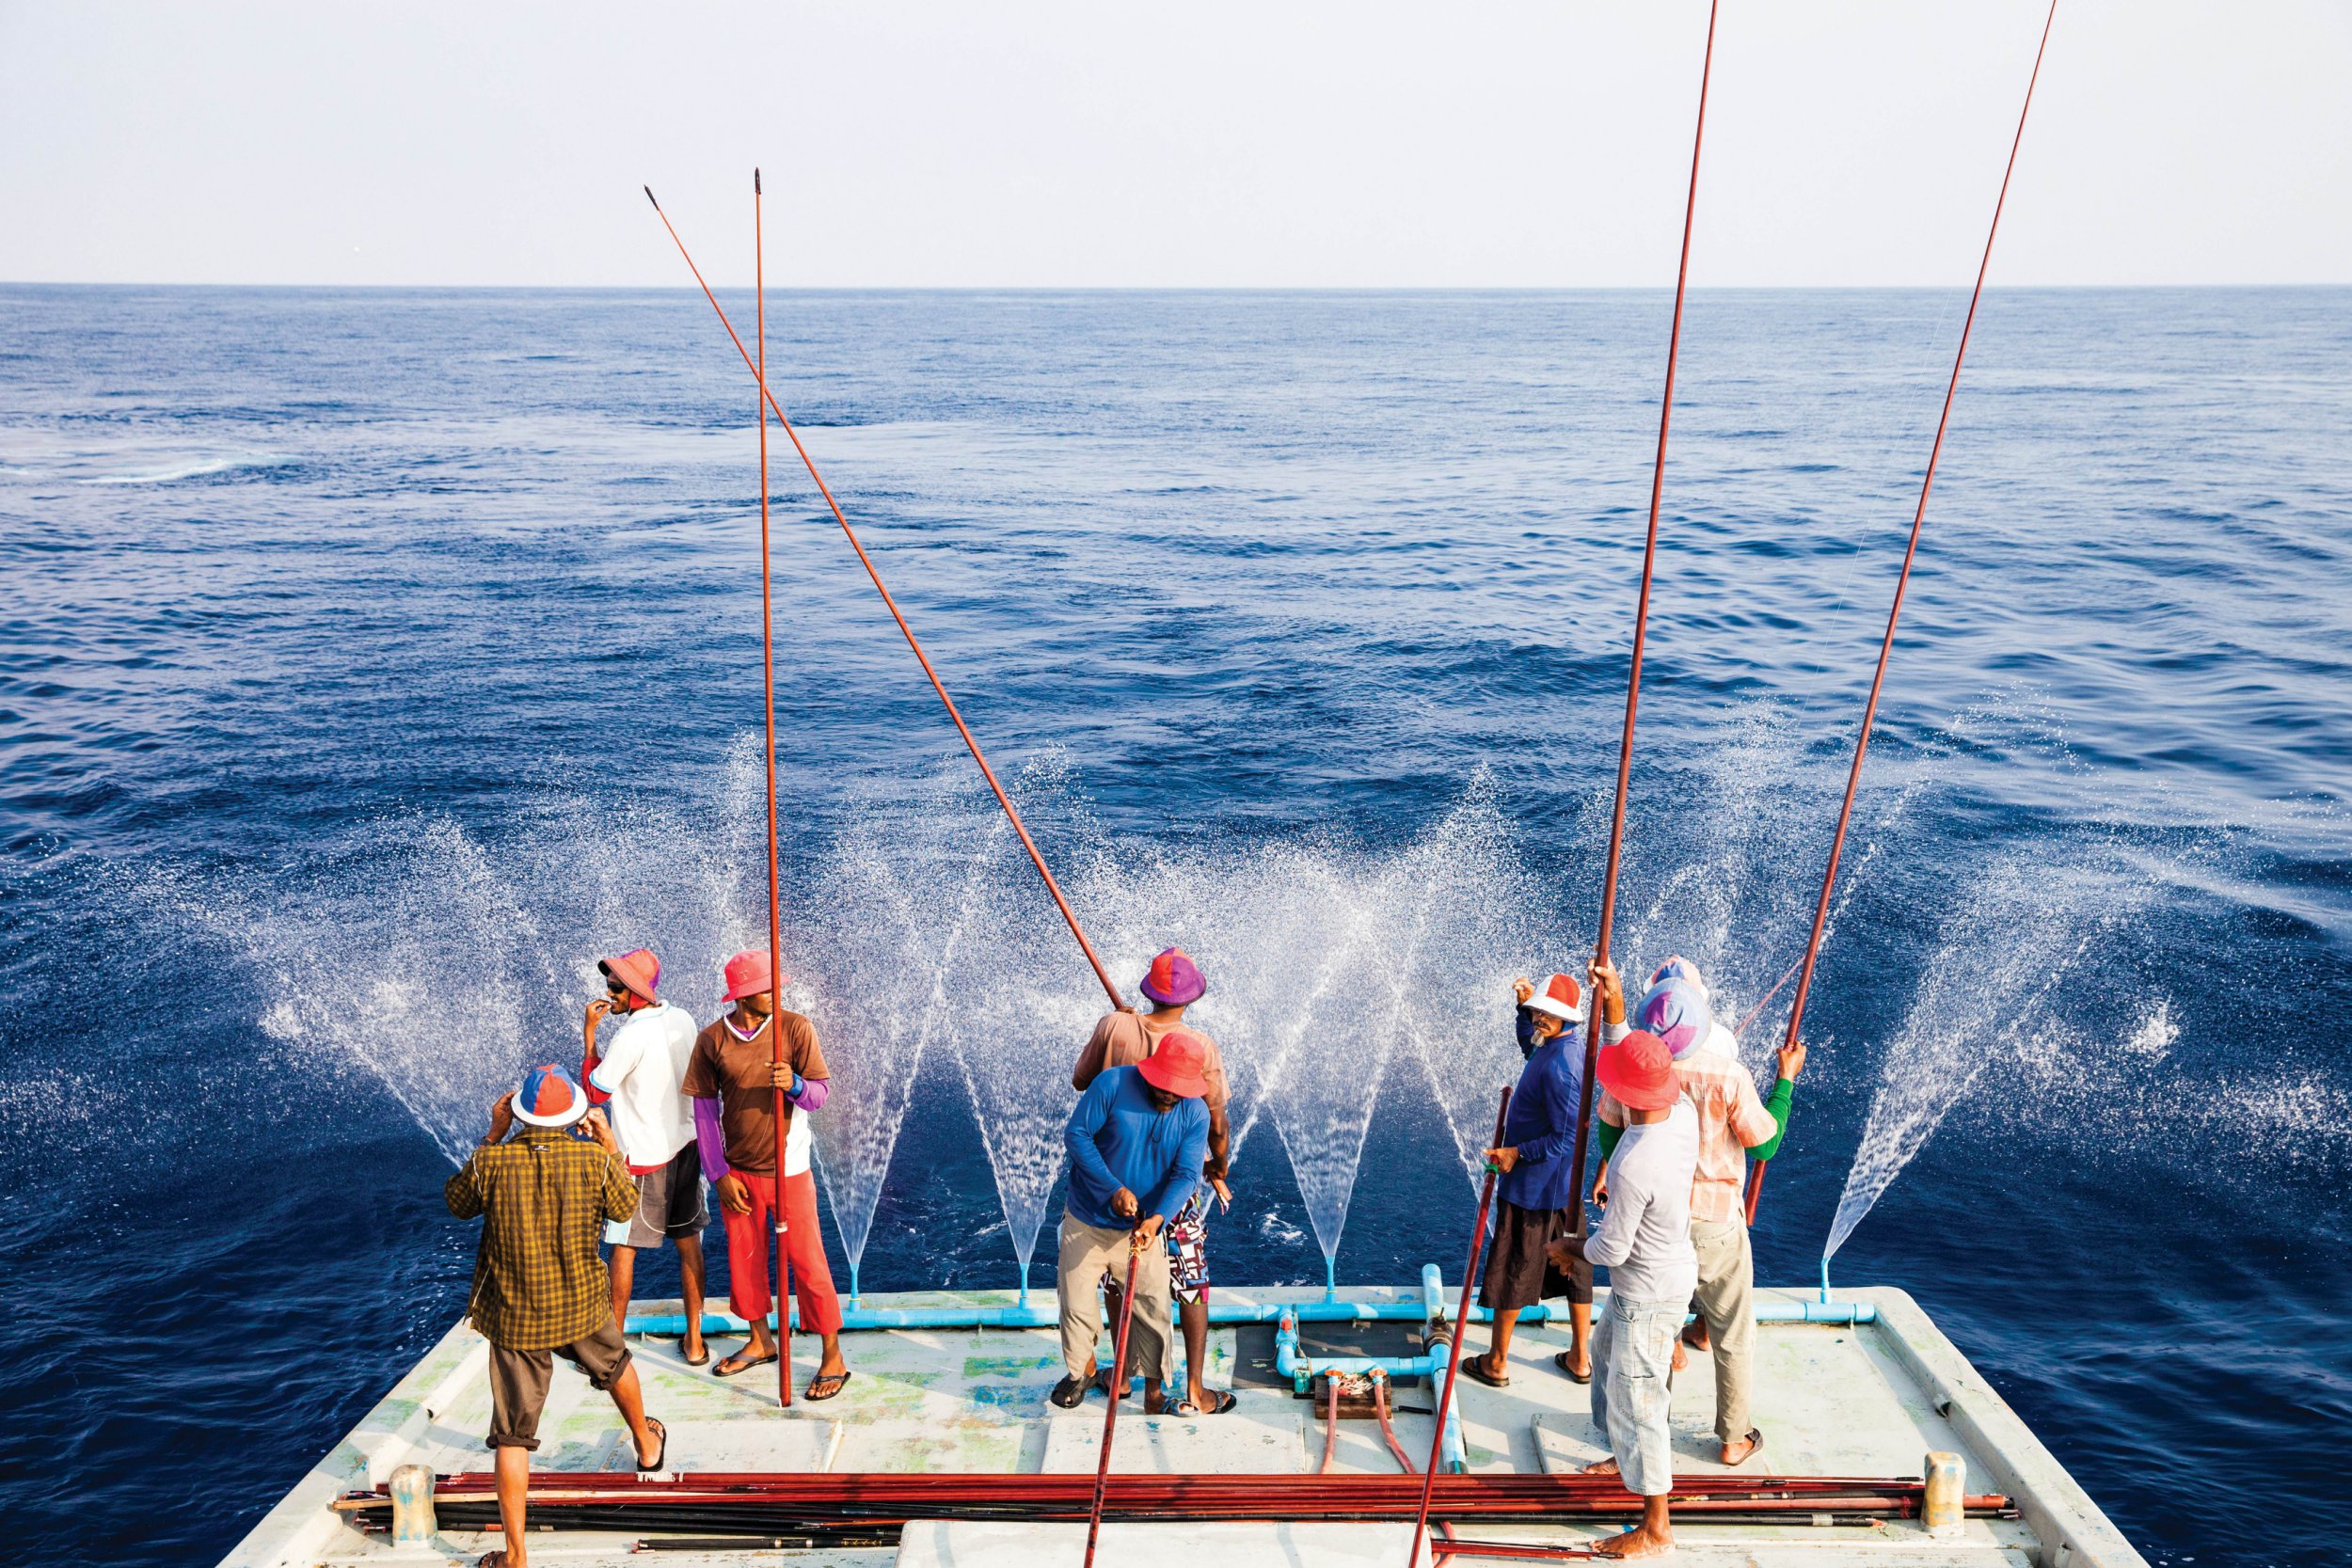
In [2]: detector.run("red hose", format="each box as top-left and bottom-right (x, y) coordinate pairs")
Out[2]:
(645, 186), (1123, 1011)
(1566, 0), (1723, 1238)
(1320, 1373), (1341, 1475)
(1748, 0), (2061, 1227)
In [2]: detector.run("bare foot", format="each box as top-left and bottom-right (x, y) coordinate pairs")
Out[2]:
(1720, 1427), (1762, 1466)
(1671, 1338), (1687, 1373)
(1581, 1457), (1622, 1477)
(1680, 1320), (1709, 1353)
(1592, 1522), (1674, 1559)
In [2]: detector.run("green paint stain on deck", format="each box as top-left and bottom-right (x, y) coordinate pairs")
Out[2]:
(966, 1354), (1059, 1379)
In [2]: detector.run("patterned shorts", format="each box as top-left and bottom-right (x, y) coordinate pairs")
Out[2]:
(1168, 1191), (1211, 1304)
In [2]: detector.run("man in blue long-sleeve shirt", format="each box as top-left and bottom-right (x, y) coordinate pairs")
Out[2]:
(1464, 963), (1628, 1390)
(1051, 1032), (1213, 1413)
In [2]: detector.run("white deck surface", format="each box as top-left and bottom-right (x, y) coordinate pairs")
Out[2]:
(217, 1284), (2144, 1568)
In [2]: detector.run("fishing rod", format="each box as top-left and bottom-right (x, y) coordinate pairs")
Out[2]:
(644, 185), (1123, 1011)
(1083, 1240), (1145, 1568)
(1747, 0), (2061, 1228)
(1407, 1086), (1510, 1568)
(1565, 0), (1723, 1239)
(754, 169), (795, 1410)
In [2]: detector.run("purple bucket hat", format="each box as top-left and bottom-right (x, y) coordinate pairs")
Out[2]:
(1635, 974), (1714, 1060)
(1139, 947), (1207, 1006)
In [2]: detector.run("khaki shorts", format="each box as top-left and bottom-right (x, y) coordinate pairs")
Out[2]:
(487, 1318), (631, 1450)
(605, 1143), (708, 1251)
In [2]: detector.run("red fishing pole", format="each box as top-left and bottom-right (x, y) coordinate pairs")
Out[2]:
(1747, 0), (2061, 1227)
(644, 187), (1123, 1011)
(753, 169), (794, 1410)
(1407, 1085), (1510, 1568)
(1082, 1240), (1145, 1568)
(1565, 0), (1723, 1238)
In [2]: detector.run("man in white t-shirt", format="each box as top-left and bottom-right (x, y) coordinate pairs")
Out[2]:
(581, 946), (709, 1366)
(1548, 1027), (1698, 1560)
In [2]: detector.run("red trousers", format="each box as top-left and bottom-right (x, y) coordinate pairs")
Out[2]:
(722, 1168), (843, 1335)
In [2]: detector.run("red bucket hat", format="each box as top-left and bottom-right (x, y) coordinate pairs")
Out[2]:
(723, 948), (785, 1003)
(597, 948), (660, 1006)
(1597, 1029), (1682, 1112)
(1136, 1030), (1213, 1100)
(1139, 947), (1206, 1007)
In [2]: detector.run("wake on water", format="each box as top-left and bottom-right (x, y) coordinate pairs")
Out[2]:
(90, 690), (2338, 1283)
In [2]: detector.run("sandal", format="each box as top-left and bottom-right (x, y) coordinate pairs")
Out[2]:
(1722, 1427), (1765, 1468)
(682, 1337), (710, 1368)
(712, 1348), (778, 1379)
(804, 1370), (853, 1402)
(635, 1416), (667, 1474)
(1553, 1351), (1593, 1385)
(1172, 1388), (1238, 1416)
(1461, 1354), (1511, 1389)
(1050, 1375), (1089, 1409)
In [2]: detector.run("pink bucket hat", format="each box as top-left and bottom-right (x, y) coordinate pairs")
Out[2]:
(1139, 947), (1207, 1007)
(597, 948), (660, 1006)
(723, 948), (785, 1003)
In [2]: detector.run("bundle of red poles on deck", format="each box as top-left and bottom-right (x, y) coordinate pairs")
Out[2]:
(337, 1470), (2013, 1533)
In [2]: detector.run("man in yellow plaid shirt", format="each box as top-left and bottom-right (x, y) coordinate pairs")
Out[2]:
(445, 1063), (670, 1568)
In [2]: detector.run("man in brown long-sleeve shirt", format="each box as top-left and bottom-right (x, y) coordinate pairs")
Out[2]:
(445, 1063), (668, 1568)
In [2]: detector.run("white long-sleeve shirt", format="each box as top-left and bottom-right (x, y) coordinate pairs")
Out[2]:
(1585, 1100), (1700, 1304)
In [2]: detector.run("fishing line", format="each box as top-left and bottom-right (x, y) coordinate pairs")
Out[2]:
(645, 185), (1123, 1010)
(1749, 0), (2063, 1228)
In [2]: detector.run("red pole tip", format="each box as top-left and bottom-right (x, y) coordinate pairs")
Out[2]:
(755, 168), (762, 194)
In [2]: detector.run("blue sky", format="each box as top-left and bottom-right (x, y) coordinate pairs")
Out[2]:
(3, 0), (2347, 287)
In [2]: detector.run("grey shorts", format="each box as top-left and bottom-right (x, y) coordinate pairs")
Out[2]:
(487, 1318), (630, 1450)
(606, 1143), (707, 1250)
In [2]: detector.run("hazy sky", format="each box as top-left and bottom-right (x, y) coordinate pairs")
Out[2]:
(4, 0), (2348, 288)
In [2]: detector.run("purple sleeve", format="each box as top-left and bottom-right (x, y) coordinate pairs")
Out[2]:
(791, 1075), (830, 1113)
(694, 1097), (730, 1184)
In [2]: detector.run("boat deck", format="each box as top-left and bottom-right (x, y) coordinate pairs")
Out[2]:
(220, 1284), (2144, 1568)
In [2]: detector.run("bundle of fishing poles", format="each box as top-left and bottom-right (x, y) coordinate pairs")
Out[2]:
(335, 1470), (2017, 1538)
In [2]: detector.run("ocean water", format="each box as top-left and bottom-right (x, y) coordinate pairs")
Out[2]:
(2, 284), (2347, 1567)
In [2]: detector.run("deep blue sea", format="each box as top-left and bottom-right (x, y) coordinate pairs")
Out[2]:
(2, 286), (2347, 1567)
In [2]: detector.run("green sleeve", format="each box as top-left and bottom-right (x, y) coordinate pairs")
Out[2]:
(1597, 1119), (1623, 1163)
(1745, 1078), (1794, 1163)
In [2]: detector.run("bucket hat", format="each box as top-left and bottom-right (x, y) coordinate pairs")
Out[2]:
(597, 948), (660, 1006)
(1647, 955), (1706, 993)
(1597, 1029), (1681, 1112)
(1526, 972), (1582, 1022)
(723, 948), (783, 1003)
(512, 1062), (590, 1128)
(1139, 947), (1207, 1007)
(1136, 1030), (1213, 1099)
(1635, 974), (1713, 1059)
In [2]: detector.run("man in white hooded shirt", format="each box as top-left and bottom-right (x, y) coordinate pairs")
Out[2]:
(581, 947), (709, 1366)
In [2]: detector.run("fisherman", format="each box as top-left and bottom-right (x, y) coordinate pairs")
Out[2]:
(1548, 1029), (1697, 1561)
(681, 949), (851, 1400)
(1072, 947), (1236, 1416)
(580, 947), (709, 1366)
(1051, 1030), (1213, 1415)
(1463, 961), (1629, 1390)
(444, 1065), (668, 1568)
(1599, 958), (1803, 1467)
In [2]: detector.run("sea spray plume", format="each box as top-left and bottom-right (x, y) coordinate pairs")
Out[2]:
(785, 786), (986, 1283)
(1824, 837), (2153, 1261)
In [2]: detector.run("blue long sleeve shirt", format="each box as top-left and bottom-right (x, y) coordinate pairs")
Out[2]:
(1501, 1013), (1587, 1213)
(1063, 1065), (1209, 1230)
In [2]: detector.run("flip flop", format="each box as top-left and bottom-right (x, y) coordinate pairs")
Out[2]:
(1461, 1354), (1510, 1389)
(1173, 1388), (1238, 1416)
(635, 1416), (667, 1474)
(1553, 1351), (1593, 1385)
(804, 1370), (853, 1402)
(681, 1338), (710, 1368)
(477, 1552), (517, 1568)
(712, 1349), (778, 1379)
(1723, 1427), (1765, 1467)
